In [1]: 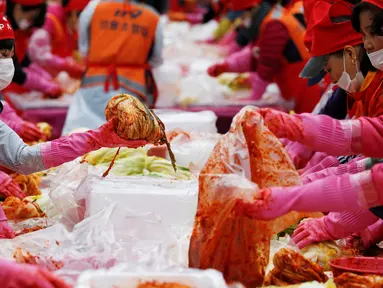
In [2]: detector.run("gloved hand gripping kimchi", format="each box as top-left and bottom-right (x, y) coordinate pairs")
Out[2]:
(188, 106), (321, 287)
(105, 94), (176, 171)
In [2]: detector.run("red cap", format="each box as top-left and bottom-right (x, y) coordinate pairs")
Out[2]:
(229, 0), (261, 11)
(300, 0), (363, 80)
(362, 0), (383, 9)
(310, 0), (362, 57)
(12, 0), (44, 5)
(65, 0), (89, 12)
(0, 0), (6, 15)
(0, 16), (14, 40)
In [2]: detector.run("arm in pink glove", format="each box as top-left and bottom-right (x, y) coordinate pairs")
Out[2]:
(225, 44), (253, 73)
(28, 29), (68, 72)
(302, 156), (367, 184)
(0, 119), (146, 175)
(0, 257), (70, 287)
(292, 210), (379, 249)
(239, 164), (383, 220)
(259, 109), (383, 158)
(0, 103), (43, 142)
(356, 219), (383, 249)
(23, 67), (62, 98)
(0, 171), (26, 199)
(283, 140), (315, 170)
(248, 72), (271, 101)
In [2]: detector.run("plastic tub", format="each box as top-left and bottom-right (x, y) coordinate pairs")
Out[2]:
(329, 257), (383, 277)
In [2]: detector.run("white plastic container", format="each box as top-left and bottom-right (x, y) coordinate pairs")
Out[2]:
(76, 269), (228, 288)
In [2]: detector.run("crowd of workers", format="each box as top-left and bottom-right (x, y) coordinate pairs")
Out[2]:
(0, 0), (381, 286)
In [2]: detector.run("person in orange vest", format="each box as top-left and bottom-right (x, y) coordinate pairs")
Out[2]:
(4, 0), (62, 98)
(62, 0), (163, 135)
(27, 0), (89, 79)
(207, 0), (322, 113)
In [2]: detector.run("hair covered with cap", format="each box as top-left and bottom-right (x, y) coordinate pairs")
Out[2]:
(0, 15), (14, 40)
(352, 0), (383, 36)
(300, 0), (364, 80)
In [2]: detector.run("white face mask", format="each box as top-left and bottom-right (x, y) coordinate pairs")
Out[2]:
(17, 18), (31, 30)
(368, 48), (383, 71)
(337, 53), (364, 93)
(0, 58), (15, 90)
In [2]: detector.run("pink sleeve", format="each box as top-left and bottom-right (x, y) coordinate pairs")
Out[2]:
(302, 156), (367, 184)
(298, 153), (340, 176)
(359, 116), (383, 157)
(324, 210), (379, 239)
(28, 29), (67, 71)
(284, 141), (314, 169)
(225, 45), (253, 73)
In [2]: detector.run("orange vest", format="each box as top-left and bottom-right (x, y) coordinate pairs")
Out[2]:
(289, 0), (304, 16)
(45, 13), (77, 59)
(83, 1), (159, 107)
(258, 4), (321, 113)
(350, 70), (383, 119)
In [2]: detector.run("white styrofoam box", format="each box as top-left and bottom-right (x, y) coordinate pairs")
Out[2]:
(154, 109), (217, 134)
(77, 176), (198, 266)
(76, 269), (228, 288)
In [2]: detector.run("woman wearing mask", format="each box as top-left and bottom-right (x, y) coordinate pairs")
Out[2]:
(207, 0), (322, 113)
(0, 15), (146, 233)
(238, 0), (383, 250)
(27, 0), (88, 79)
(4, 0), (62, 98)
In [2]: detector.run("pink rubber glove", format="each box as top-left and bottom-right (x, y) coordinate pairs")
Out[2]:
(0, 105), (44, 142)
(225, 45), (252, 73)
(302, 156), (367, 184)
(0, 206), (15, 239)
(62, 61), (85, 80)
(258, 108), (363, 157)
(23, 69), (62, 98)
(207, 62), (229, 77)
(346, 219), (383, 250)
(248, 73), (270, 101)
(0, 258), (70, 287)
(40, 118), (147, 168)
(298, 153), (340, 176)
(292, 210), (379, 249)
(283, 140), (314, 169)
(238, 165), (383, 220)
(0, 171), (26, 199)
(217, 29), (236, 46)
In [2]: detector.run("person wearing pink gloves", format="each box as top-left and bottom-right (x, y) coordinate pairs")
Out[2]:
(239, 0), (383, 250)
(27, 0), (88, 79)
(0, 257), (70, 288)
(4, 0), (62, 98)
(207, 0), (322, 113)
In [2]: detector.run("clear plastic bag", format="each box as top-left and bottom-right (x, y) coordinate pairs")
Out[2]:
(166, 131), (221, 174)
(189, 106), (320, 287)
(0, 205), (121, 286)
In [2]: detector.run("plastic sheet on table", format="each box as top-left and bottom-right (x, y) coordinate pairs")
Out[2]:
(5, 91), (74, 110)
(165, 131), (221, 174)
(0, 205), (121, 286)
(189, 106), (322, 287)
(75, 175), (199, 267)
(153, 63), (182, 108)
(177, 74), (225, 106)
(46, 160), (91, 230)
